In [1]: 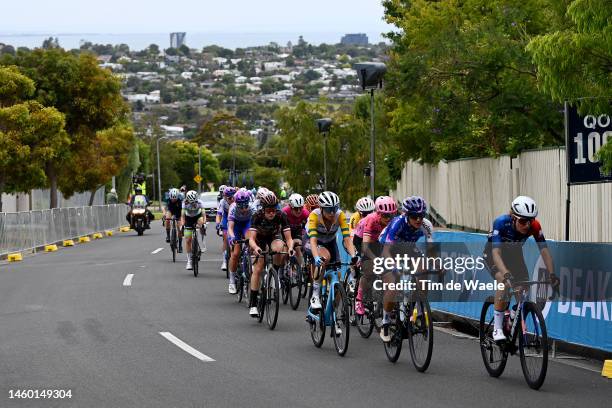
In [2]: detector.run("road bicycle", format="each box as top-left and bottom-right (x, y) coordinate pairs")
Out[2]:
(232, 239), (252, 304)
(253, 249), (287, 330)
(167, 216), (179, 263)
(382, 270), (438, 372)
(306, 261), (351, 356)
(185, 225), (201, 277)
(479, 272), (558, 390)
(281, 242), (303, 310)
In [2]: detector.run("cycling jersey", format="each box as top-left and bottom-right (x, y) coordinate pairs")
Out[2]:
(353, 217), (367, 239)
(361, 212), (386, 241)
(349, 212), (361, 237)
(306, 208), (350, 244)
(282, 205), (309, 237)
(182, 199), (204, 218)
(488, 214), (546, 248)
(217, 198), (231, 216)
(380, 215), (434, 243)
(249, 209), (290, 242)
(166, 198), (183, 218)
(228, 203), (253, 223)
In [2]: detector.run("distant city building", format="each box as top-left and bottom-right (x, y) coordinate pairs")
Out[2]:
(340, 33), (368, 46)
(170, 32), (186, 49)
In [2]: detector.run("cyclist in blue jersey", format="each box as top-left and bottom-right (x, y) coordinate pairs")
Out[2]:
(227, 189), (254, 294)
(378, 196), (434, 342)
(484, 195), (558, 341)
(216, 186), (236, 271)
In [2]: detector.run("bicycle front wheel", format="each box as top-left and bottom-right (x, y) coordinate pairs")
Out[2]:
(479, 300), (508, 378)
(519, 302), (549, 390)
(407, 299), (433, 372)
(265, 268), (280, 330)
(192, 239), (199, 277)
(383, 310), (403, 363)
(289, 262), (302, 310)
(171, 228), (177, 263)
(332, 283), (350, 356)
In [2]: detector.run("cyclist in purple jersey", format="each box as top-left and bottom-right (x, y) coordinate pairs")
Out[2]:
(227, 190), (254, 294)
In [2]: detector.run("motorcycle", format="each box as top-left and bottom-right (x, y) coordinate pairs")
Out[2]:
(131, 205), (148, 236)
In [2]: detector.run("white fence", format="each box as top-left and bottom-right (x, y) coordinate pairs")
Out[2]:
(0, 187), (106, 213)
(391, 147), (612, 242)
(0, 204), (128, 257)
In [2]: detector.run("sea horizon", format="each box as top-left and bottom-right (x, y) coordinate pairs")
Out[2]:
(0, 31), (388, 51)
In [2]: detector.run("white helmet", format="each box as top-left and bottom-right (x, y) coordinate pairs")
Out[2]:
(355, 196), (375, 212)
(185, 190), (199, 203)
(511, 195), (538, 218)
(256, 187), (270, 200)
(110, 188), (116, 194)
(168, 188), (179, 200)
(219, 184), (227, 193)
(288, 193), (304, 208)
(318, 191), (340, 208)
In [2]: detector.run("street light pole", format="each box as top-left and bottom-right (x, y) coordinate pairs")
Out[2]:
(198, 146), (202, 193)
(370, 89), (375, 198)
(316, 118), (332, 192)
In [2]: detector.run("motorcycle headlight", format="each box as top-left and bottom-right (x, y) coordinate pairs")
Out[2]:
(133, 209), (145, 215)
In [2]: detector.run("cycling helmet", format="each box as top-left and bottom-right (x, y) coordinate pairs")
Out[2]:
(256, 187), (270, 200)
(402, 196), (427, 216)
(318, 191), (340, 208)
(375, 196), (397, 214)
(168, 188), (179, 200)
(185, 190), (198, 203)
(180, 185), (187, 192)
(234, 190), (250, 205)
(289, 193), (304, 208)
(223, 186), (237, 198)
(306, 194), (319, 208)
(260, 191), (278, 208)
(134, 186), (143, 194)
(511, 195), (538, 218)
(355, 196), (375, 212)
(219, 184), (227, 193)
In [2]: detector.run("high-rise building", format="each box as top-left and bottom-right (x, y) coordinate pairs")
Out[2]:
(340, 33), (368, 46)
(170, 32), (186, 49)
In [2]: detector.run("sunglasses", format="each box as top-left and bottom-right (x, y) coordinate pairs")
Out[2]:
(409, 214), (424, 220)
(515, 217), (533, 225)
(291, 206), (304, 211)
(237, 202), (250, 209)
(264, 207), (276, 214)
(322, 206), (338, 214)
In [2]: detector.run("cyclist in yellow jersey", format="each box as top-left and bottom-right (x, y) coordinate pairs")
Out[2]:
(349, 197), (375, 252)
(305, 191), (358, 311)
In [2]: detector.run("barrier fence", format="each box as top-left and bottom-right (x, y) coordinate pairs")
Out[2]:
(0, 204), (128, 257)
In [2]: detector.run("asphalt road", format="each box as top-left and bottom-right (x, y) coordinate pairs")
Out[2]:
(0, 227), (609, 408)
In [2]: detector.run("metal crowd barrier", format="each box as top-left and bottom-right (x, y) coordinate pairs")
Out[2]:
(0, 204), (128, 257)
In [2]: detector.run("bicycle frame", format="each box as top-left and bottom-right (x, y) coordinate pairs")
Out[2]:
(307, 264), (346, 327)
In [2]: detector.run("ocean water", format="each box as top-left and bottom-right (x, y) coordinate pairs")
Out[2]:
(0, 31), (387, 51)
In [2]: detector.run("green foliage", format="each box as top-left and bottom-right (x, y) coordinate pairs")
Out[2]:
(253, 165), (282, 192)
(0, 65), (35, 107)
(193, 112), (245, 147)
(382, 0), (566, 163)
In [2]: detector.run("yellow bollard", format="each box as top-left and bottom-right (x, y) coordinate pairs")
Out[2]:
(7, 253), (23, 262)
(602, 360), (612, 379)
(92, 233), (103, 239)
(44, 244), (58, 252)
(78, 236), (91, 243)
(63, 240), (75, 247)
(105, 230), (114, 237)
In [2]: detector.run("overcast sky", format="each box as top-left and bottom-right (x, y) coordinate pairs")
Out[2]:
(3, 0), (391, 33)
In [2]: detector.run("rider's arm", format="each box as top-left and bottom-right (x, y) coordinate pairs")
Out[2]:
(306, 212), (320, 258)
(540, 246), (555, 277)
(491, 247), (511, 278)
(228, 220), (235, 239)
(338, 212), (355, 257)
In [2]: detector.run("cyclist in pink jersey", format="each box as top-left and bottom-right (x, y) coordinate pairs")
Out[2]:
(355, 196), (397, 316)
(281, 193), (309, 269)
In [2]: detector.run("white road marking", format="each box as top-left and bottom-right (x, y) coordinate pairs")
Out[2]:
(123, 274), (134, 286)
(159, 332), (215, 362)
(151, 247), (164, 254)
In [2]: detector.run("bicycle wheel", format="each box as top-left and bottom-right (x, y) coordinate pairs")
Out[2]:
(289, 262), (302, 310)
(281, 265), (290, 305)
(257, 276), (266, 323)
(192, 238), (199, 278)
(171, 228), (177, 263)
(372, 291), (384, 333)
(236, 267), (245, 303)
(332, 283), (350, 356)
(407, 299), (434, 372)
(242, 253), (252, 306)
(265, 267), (280, 330)
(479, 300), (508, 377)
(301, 262), (311, 299)
(519, 302), (549, 390)
(356, 312), (374, 338)
(383, 310), (403, 363)
(309, 306), (325, 348)
(225, 249), (230, 279)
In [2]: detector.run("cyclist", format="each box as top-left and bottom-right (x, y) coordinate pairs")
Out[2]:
(350, 196), (375, 254)
(217, 184), (226, 203)
(181, 190), (206, 270)
(281, 193), (310, 269)
(247, 191), (295, 317)
(216, 186), (236, 271)
(305, 191), (358, 311)
(126, 186), (154, 228)
(354, 196), (397, 318)
(179, 185), (187, 200)
(252, 187), (270, 212)
(378, 196), (434, 342)
(227, 190), (255, 294)
(304, 194), (319, 212)
(484, 195), (558, 341)
(163, 188), (184, 252)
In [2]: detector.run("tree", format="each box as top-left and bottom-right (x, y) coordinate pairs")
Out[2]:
(171, 141), (222, 190)
(2, 48), (133, 207)
(193, 112), (245, 148)
(527, 0), (612, 169)
(382, 0), (566, 163)
(0, 66), (70, 210)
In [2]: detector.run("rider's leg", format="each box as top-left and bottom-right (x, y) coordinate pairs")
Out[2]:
(310, 246), (330, 307)
(249, 249), (266, 315)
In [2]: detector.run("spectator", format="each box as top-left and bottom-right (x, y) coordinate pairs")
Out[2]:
(106, 188), (119, 204)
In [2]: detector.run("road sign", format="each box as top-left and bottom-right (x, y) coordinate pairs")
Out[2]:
(566, 104), (612, 184)
(194, 174), (203, 184)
